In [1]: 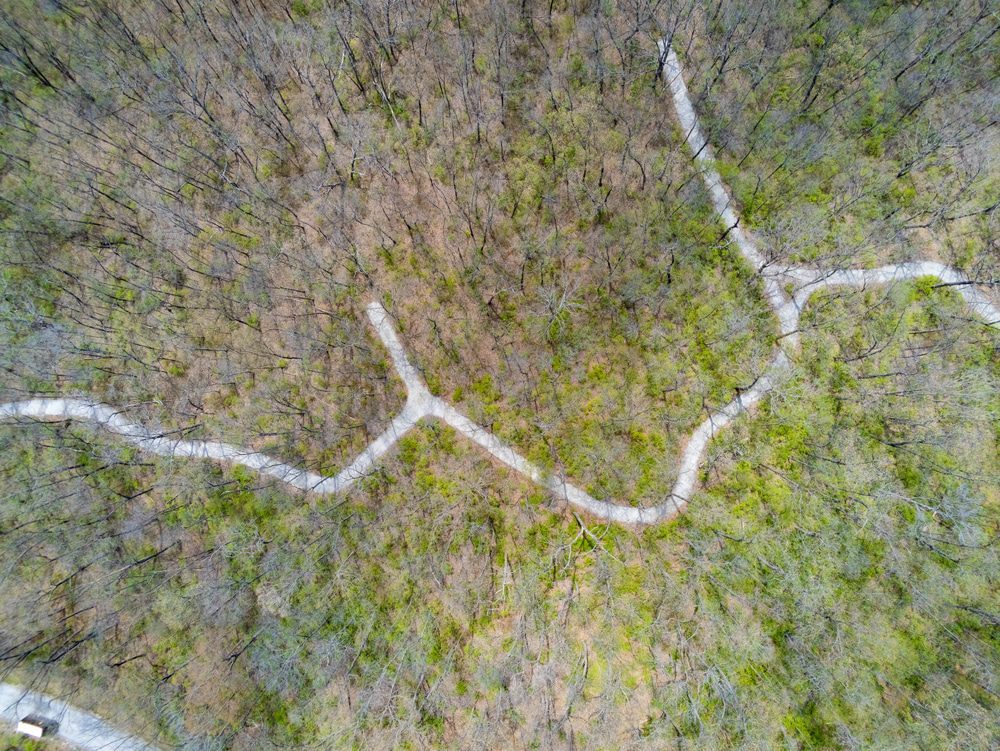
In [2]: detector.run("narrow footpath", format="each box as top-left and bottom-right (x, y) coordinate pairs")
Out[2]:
(0, 44), (996, 526)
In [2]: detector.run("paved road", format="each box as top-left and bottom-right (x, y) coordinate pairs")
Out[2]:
(0, 683), (160, 750)
(0, 44), (996, 527)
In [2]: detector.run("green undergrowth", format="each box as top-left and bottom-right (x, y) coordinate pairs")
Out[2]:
(0, 275), (995, 748)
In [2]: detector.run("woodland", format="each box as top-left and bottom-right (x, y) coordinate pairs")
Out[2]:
(0, 0), (997, 749)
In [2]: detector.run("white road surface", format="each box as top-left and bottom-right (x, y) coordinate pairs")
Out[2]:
(654, 40), (998, 519)
(0, 682), (160, 750)
(0, 44), (996, 527)
(3, 36), (997, 751)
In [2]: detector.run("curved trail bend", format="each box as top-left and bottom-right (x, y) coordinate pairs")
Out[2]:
(0, 44), (997, 526)
(656, 39), (998, 515)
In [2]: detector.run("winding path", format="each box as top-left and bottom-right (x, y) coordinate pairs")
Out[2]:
(654, 40), (1000, 522)
(0, 43), (997, 526)
(0, 303), (628, 520)
(0, 682), (159, 750)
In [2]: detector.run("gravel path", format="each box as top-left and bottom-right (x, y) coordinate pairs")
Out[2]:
(655, 40), (998, 518)
(0, 44), (996, 527)
(3, 37), (996, 751)
(0, 303), (637, 521)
